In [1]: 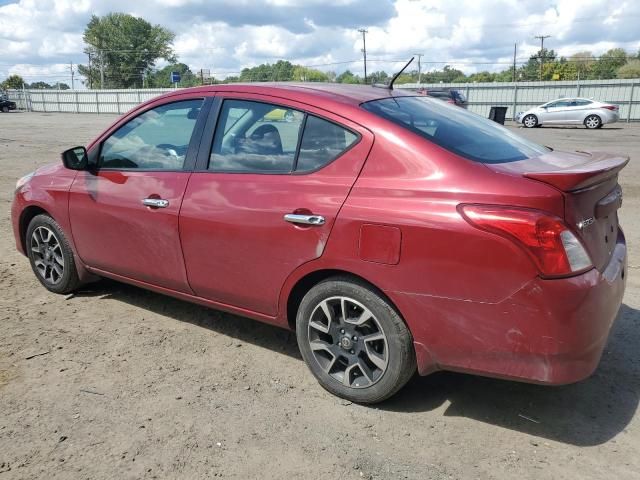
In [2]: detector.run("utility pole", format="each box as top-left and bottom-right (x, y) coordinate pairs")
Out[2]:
(69, 61), (75, 90)
(534, 35), (551, 81)
(512, 43), (517, 82)
(414, 53), (423, 84)
(87, 52), (93, 89)
(358, 28), (368, 84)
(99, 49), (105, 89)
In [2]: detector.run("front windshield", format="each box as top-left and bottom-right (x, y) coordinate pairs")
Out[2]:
(362, 96), (549, 164)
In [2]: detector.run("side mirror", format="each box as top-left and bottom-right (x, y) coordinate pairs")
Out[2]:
(61, 146), (88, 170)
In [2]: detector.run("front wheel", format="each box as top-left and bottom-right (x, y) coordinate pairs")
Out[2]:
(26, 214), (80, 294)
(584, 114), (601, 129)
(296, 277), (416, 404)
(522, 114), (538, 128)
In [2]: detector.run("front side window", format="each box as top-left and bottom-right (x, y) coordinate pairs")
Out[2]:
(362, 96), (549, 164)
(210, 100), (303, 173)
(100, 99), (203, 170)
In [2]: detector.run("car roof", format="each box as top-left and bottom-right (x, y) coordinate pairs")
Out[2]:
(161, 82), (414, 108)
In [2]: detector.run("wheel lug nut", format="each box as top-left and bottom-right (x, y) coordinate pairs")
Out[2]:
(350, 350), (354, 354)
(340, 329), (345, 334)
(352, 336), (357, 341)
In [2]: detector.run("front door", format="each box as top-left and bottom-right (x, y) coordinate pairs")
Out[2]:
(69, 98), (206, 293)
(179, 96), (373, 315)
(540, 100), (570, 123)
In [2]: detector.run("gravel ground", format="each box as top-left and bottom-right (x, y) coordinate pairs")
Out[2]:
(0, 112), (639, 480)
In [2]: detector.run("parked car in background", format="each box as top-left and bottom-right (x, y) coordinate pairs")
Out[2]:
(12, 84), (627, 404)
(416, 87), (468, 108)
(1, 95), (17, 113)
(517, 98), (619, 129)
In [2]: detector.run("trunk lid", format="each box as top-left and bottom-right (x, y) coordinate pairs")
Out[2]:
(489, 150), (628, 272)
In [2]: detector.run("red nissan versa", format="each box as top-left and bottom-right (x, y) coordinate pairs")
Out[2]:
(12, 84), (628, 403)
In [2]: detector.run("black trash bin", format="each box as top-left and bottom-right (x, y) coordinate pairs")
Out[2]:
(488, 106), (508, 125)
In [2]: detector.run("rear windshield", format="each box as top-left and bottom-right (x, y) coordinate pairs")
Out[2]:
(362, 96), (548, 164)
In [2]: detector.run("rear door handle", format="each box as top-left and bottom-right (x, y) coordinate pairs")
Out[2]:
(142, 198), (169, 208)
(284, 213), (326, 226)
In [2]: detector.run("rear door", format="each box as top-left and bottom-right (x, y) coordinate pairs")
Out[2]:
(562, 99), (593, 124)
(69, 97), (210, 292)
(179, 95), (374, 315)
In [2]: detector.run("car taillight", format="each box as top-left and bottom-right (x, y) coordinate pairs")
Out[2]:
(602, 105), (618, 111)
(459, 205), (593, 277)
(447, 99), (455, 104)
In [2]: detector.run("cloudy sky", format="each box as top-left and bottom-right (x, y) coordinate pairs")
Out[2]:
(1, 0), (639, 86)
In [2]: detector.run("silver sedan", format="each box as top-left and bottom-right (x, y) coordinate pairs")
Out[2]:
(516, 98), (619, 129)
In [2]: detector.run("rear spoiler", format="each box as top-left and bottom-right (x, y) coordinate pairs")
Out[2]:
(524, 152), (629, 191)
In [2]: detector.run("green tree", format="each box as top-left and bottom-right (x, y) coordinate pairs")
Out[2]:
(1, 74), (26, 89)
(368, 71), (389, 85)
(335, 70), (361, 84)
(292, 66), (329, 82)
(514, 48), (557, 81)
(78, 13), (175, 89)
(569, 51), (595, 79)
(592, 48), (628, 79)
(28, 81), (52, 89)
(617, 59), (640, 79)
(238, 60), (294, 82)
(150, 63), (199, 87)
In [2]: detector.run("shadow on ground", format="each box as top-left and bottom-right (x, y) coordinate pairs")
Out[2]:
(75, 280), (639, 447)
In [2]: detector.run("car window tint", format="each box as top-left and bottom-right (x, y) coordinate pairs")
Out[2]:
(210, 100), (303, 173)
(100, 100), (202, 170)
(549, 100), (570, 107)
(296, 116), (358, 172)
(362, 96), (548, 164)
(575, 99), (593, 106)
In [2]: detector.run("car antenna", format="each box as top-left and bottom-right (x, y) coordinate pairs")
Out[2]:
(373, 57), (415, 90)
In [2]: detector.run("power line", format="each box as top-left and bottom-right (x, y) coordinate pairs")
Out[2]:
(358, 28), (368, 84)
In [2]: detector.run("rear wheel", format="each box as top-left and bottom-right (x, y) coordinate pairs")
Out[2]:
(26, 214), (80, 294)
(1, 106), (8, 113)
(584, 114), (601, 129)
(296, 277), (416, 404)
(523, 114), (538, 128)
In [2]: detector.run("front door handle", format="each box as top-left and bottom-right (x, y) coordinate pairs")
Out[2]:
(284, 213), (326, 226)
(142, 198), (169, 208)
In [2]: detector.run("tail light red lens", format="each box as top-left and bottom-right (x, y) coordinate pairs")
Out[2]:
(459, 205), (593, 277)
(602, 105), (618, 111)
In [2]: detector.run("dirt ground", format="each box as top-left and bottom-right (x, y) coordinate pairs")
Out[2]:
(1, 112), (639, 480)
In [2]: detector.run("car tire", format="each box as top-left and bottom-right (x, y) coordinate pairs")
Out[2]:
(584, 114), (601, 129)
(26, 214), (80, 294)
(1, 106), (8, 113)
(296, 276), (416, 404)
(522, 114), (538, 128)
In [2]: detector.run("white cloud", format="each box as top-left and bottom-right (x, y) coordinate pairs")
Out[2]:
(1, 0), (639, 85)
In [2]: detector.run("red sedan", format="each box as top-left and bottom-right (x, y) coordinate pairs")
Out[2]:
(12, 84), (627, 403)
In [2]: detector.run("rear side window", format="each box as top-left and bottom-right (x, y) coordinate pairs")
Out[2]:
(210, 99), (304, 173)
(296, 116), (358, 172)
(362, 96), (548, 164)
(575, 99), (593, 106)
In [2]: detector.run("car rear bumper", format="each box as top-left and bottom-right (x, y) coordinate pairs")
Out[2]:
(393, 229), (627, 384)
